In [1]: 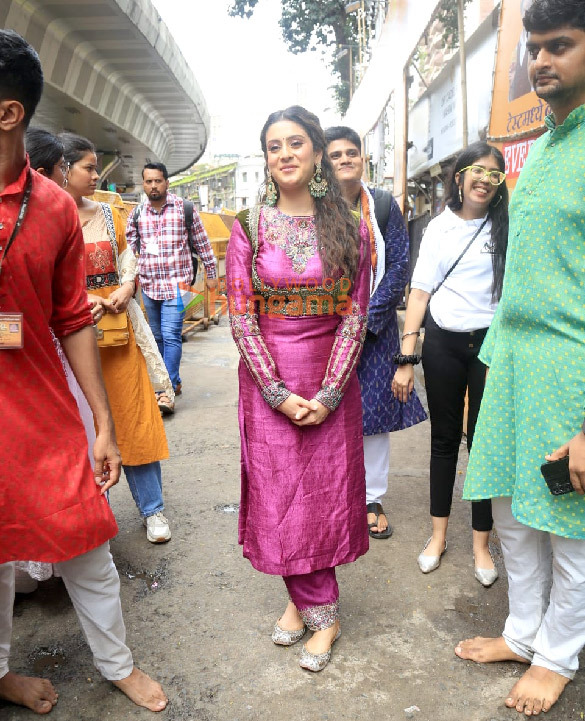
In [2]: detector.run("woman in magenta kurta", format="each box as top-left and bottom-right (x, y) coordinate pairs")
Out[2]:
(226, 106), (370, 672)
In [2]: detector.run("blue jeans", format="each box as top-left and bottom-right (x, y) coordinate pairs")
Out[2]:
(141, 291), (184, 388)
(123, 462), (164, 518)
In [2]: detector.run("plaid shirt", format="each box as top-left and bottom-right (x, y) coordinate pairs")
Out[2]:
(126, 192), (217, 300)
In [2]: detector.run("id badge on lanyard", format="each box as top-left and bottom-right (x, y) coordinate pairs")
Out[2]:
(0, 171), (32, 349)
(0, 312), (23, 349)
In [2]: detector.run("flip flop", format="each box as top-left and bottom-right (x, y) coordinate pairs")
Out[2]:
(366, 502), (393, 539)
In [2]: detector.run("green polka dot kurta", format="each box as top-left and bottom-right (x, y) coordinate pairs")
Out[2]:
(464, 105), (585, 539)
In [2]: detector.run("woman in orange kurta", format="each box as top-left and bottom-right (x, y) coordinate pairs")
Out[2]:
(61, 133), (172, 543)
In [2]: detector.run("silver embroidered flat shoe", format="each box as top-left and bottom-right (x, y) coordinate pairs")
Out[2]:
(272, 622), (306, 646)
(417, 537), (447, 574)
(474, 550), (499, 587)
(299, 628), (341, 672)
(475, 566), (498, 587)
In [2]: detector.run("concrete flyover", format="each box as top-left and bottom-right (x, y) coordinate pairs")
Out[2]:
(1, 0), (209, 191)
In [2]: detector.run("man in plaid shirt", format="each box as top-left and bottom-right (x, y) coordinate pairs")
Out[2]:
(126, 163), (217, 410)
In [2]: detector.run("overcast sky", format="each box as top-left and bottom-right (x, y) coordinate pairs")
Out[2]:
(150, 0), (340, 159)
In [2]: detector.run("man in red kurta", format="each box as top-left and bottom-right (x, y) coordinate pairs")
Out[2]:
(0, 30), (167, 714)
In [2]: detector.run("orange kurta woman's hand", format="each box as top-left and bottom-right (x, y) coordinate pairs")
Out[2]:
(87, 293), (105, 323)
(108, 281), (134, 313)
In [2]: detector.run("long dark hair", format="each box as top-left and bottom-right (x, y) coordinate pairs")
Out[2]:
(445, 141), (509, 303)
(26, 127), (64, 173)
(59, 132), (96, 166)
(260, 105), (361, 281)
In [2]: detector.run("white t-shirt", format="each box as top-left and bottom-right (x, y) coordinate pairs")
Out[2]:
(411, 206), (497, 332)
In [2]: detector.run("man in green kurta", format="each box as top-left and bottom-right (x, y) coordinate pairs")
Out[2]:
(454, 0), (585, 715)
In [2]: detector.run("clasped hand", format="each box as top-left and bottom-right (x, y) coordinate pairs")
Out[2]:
(277, 393), (330, 426)
(87, 283), (133, 323)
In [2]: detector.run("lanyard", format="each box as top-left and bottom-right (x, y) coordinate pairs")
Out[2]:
(0, 171), (32, 283)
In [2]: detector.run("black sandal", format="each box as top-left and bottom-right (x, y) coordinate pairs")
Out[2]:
(366, 502), (393, 539)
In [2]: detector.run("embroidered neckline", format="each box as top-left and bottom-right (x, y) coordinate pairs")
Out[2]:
(261, 206), (318, 274)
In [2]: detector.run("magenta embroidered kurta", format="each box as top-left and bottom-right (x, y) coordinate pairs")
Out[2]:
(226, 206), (370, 576)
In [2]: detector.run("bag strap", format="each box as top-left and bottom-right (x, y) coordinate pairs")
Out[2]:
(132, 203), (143, 254)
(431, 217), (488, 297)
(181, 199), (200, 283)
(183, 199), (195, 255)
(373, 188), (392, 234)
(100, 203), (121, 276)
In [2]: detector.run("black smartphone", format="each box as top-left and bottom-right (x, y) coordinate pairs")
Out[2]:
(540, 456), (575, 495)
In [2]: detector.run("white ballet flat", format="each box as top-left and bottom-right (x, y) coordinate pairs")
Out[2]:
(474, 566), (499, 587)
(474, 550), (499, 587)
(417, 537), (447, 574)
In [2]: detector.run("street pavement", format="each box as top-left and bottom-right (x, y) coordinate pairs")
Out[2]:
(5, 318), (585, 720)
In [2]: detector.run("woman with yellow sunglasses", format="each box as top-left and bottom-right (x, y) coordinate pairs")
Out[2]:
(392, 141), (509, 586)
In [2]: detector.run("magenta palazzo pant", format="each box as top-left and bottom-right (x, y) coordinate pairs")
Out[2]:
(283, 568), (339, 630)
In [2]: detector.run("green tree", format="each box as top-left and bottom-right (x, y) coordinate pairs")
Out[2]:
(228, 1), (472, 114)
(436, 0), (473, 47)
(228, 0), (359, 113)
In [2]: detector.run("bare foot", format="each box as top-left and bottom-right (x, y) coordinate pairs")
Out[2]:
(112, 667), (167, 712)
(278, 600), (304, 632)
(305, 621), (340, 655)
(367, 510), (388, 534)
(0, 672), (58, 714)
(505, 665), (570, 715)
(454, 636), (530, 664)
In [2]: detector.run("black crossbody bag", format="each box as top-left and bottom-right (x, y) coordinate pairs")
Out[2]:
(423, 217), (488, 326)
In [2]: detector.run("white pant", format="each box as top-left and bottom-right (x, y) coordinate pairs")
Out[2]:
(364, 432), (390, 505)
(0, 543), (133, 681)
(493, 497), (585, 679)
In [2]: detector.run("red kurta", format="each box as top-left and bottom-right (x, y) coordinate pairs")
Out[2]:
(0, 162), (118, 563)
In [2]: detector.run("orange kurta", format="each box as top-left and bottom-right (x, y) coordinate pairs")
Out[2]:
(83, 204), (168, 466)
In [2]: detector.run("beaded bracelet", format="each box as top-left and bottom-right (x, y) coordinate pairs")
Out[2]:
(393, 353), (422, 366)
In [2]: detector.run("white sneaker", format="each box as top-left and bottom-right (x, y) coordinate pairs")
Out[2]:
(144, 512), (171, 543)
